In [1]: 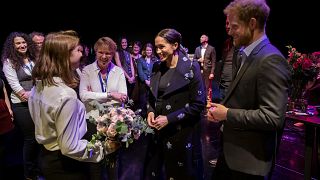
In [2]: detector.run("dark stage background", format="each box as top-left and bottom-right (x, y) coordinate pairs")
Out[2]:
(0, 0), (318, 59)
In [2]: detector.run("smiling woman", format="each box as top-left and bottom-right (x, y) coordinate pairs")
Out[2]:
(79, 36), (128, 179)
(28, 30), (105, 180)
(1, 32), (41, 179)
(145, 28), (206, 180)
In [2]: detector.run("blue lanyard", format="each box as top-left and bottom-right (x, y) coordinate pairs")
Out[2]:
(98, 63), (111, 93)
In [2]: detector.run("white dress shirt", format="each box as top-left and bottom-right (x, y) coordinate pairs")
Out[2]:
(28, 77), (103, 162)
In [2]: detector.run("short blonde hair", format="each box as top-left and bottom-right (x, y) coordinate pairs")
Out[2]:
(94, 37), (117, 57)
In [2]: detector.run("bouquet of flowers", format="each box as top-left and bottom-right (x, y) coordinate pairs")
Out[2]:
(286, 45), (320, 100)
(86, 100), (154, 155)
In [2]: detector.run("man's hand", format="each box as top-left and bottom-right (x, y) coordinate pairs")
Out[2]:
(207, 103), (228, 122)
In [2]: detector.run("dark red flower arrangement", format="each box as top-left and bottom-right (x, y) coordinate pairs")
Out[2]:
(286, 45), (320, 100)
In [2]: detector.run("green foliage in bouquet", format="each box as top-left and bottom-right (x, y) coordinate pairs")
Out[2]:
(86, 100), (154, 155)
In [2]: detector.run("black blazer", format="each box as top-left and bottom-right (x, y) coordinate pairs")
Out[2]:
(221, 39), (291, 176)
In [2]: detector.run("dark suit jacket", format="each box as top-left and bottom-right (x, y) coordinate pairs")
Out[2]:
(221, 39), (291, 176)
(194, 44), (216, 74)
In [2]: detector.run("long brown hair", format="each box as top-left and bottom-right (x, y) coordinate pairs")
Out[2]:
(32, 30), (79, 88)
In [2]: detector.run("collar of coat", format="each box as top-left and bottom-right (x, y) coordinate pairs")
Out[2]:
(150, 52), (193, 98)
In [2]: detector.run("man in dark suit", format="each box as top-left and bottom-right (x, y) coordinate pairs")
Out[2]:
(207, 0), (291, 179)
(193, 34), (216, 97)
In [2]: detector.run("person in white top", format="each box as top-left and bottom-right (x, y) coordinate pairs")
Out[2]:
(1, 31), (40, 179)
(80, 37), (127, 116)
(79, 36), (127, 180)
(28, 30), (104, 180)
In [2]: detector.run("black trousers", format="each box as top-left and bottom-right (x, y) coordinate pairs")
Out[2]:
(12, 102), (40, 179)
(212, 154), (264, 180)
(39, 146), (89, 180)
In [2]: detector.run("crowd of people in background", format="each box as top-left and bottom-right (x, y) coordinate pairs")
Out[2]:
(0, 0), (319, 180)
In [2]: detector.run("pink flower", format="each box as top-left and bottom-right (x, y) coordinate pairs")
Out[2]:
(97, 122), (108, 134)
(107, 123), (117, 138)
(288, 52), (294, 58)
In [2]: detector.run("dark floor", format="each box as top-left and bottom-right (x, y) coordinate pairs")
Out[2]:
(1, 116), (318, 180)
(201, 116), (318, 180)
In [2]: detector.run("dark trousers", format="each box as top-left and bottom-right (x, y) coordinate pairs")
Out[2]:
(219, 80), (231, 101)
(126, 80), (136, 100)
(213, 154), (264, 180)
(211, 80), (221, 103)
(12, 102), (40, 179)
(39, 146), (89, 180)
(0, 127), (24, 180)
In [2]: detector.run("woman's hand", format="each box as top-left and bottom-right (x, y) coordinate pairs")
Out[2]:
(17, 90), (29, 101)
(110, 92), (127, 103)
(154, 115), (169, 130)
(128, 76), (135, 84)
(22, 91), (31, 100)
(147, 112), (156, 128)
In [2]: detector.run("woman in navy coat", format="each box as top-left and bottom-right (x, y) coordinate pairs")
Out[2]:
(145, 28), (206, 180)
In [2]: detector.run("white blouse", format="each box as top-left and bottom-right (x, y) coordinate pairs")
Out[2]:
(79, 61), (127, 118)
(28, 77), (103, 162)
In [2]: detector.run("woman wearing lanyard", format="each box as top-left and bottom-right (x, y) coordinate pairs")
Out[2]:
(79, 36), (127, 180)
(1, 32), (41, 179)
